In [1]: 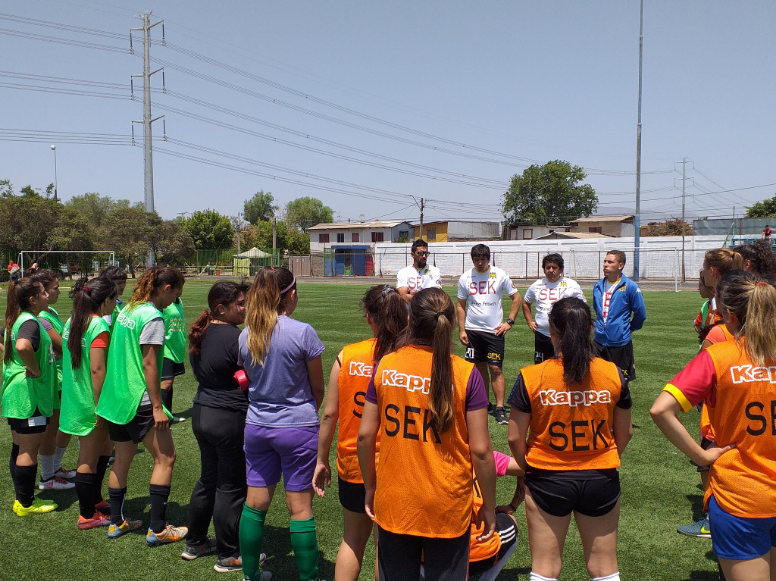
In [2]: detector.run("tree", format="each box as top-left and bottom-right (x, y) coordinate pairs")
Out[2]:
(65, 193), (135, 228)
(148, 217), (196, 265)
(502, 160), (598, 226)
(0, 192), (61, 256)
(285, 197), (333, 232)
(181, 209), (234, 250)
(746, 194), (776, 218)
(96, 206), (155, 277)
(642, 218), (693, 237)
(243, 190), (277, 225)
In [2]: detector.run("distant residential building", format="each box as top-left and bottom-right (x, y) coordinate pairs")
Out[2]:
(413, 221), (501, 243)
(569, 215), (635, 237)
(308, 220), (413, 253)
(506, 225), (571, 240)
(535, 231), (613, 240)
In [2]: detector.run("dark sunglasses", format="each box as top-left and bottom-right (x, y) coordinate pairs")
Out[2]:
(416, 251), (429, 256)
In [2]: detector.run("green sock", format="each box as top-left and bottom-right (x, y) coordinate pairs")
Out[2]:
(290, 517), (319, 581)
(239, 504), (267, 581)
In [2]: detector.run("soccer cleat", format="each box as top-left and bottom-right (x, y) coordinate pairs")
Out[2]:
(172, 416), (187, 423)
(54, 466), (77, 479)
(215, 554), (265, 573)
(241, 573), (272, 581)
(677, 517), (711, 538)
(147, 524), (188, 546)
(108, 518), (144, 539)
(181, 537), (218, 560)
(13, 498), (57, 516)
(78, 511), (111, 530)
(38, 475), (75, 490)
(95, 499), (111, 514)
(494, 407), (509, 425)
(487, 401), (496, 415)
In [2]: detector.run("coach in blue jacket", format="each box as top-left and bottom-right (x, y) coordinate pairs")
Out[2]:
(592, 249), (647, 381)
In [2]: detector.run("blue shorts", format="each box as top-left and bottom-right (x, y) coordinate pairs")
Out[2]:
(244, 424), (317, 492)
(709, 495), (776, 560)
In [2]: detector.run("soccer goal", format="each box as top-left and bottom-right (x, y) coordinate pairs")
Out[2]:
(20, 250), (116, 280)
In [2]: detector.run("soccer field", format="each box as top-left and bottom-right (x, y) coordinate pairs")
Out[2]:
(0, 280), (721, 581)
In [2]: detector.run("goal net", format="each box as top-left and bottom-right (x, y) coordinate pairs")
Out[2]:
(19, 250), (116, 280)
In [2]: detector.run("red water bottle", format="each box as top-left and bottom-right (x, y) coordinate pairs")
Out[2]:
(234, 369), (248, 391)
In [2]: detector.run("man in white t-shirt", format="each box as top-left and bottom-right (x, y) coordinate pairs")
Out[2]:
(396, 239), (442, 303)
(522, 253), (586, 364)
(456, 244), (521, 425)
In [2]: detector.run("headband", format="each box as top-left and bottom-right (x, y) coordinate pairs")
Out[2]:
(281, 278), (296, 294)
(83, 285), (92, 294)
(756, 281), (769, 287)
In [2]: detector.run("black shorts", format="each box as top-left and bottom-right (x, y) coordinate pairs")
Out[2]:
(595, 341), (636, 381)
(378, 525), (469, 581)
(465, 330), (505, 368)
(468, 512), (518, 576)
(696, 436), (715, 472)
(161, 358), (186, 380)
(338, 476), (366, 514)
(107, 405), (155, 444)
(534, 332), (555, 364)
(7, 410), (49, 434)
(525, 467), (620, 517)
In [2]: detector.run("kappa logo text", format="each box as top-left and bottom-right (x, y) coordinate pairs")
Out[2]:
(539, 390), (611, 407)
(349, 361), (373, 377)
(382, 369), (430, 394)
(730, 365), (776, 384)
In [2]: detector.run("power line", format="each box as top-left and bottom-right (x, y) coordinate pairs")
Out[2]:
(0, 27), (129, 52)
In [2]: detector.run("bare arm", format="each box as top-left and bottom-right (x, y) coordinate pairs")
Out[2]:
(397, 286), (413, 304)
(90, 346), (108, 428)
(468, 406), (496, 541)
(47, 328), (63, 358)
(521, 299), (537, 332)
(142, 344), (168, 430)
(508, 408), (531, 474)
(495, 291), (522, 336)
(306, 355), (325, 410)
(612, 406), (633, 457)
(15, 338), (41, 377)
(357, 400), (380, 520)
(313, 354), (342, 497)
(650, 391), (734, 466)
(456, 298), (469, 346)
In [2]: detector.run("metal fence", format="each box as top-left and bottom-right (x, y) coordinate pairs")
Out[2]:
(298, 247), (718, 282)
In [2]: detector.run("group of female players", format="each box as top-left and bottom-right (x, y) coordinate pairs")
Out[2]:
(3, 246), (776, 581)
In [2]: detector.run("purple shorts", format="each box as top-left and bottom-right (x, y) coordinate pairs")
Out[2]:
(244, 424), (318, 492)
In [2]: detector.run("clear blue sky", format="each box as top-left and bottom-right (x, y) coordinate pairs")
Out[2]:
(2, 0), (775, 225)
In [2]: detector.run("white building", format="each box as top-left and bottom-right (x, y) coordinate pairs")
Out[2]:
(308, 220), (413, 253)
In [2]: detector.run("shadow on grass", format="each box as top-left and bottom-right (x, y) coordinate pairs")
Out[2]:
(473, 566), (530, 580)
(256, 525), (336, 579)
(685, 493), (706, 521)
(39, 488), (78, 510)
(685, 569), (721, 581)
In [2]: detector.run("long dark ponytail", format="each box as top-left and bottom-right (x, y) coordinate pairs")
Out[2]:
(548, 297), (595, 384)
(359, 285), (408, 361)
(189, 280), (250, 355)
(3, 278), (45, 363)
(68, 277), (117, 369)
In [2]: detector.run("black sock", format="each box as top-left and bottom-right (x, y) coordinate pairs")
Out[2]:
(9, 443), (19, 484)
(149, 484), (171, 534)
(75, 472), (96, 518)
(94, 455), (110, 507)
(108, 486), (127, 525)
(15, 464), (37, 508)
(160, 388), (173, 413)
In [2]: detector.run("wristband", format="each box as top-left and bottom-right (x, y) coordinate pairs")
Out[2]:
(508, 503), (517, 512)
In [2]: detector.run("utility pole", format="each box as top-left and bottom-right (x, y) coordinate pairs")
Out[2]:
(419, 198), (424, 240)
(131, 12), (164, 266)
(633, 0), (644, 282)
(674, 158), (694, 282)
(272, 217), (277, 266)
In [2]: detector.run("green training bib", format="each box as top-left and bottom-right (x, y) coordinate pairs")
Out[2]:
(163, 298), (187, 364)
(39, 307), (64, 388)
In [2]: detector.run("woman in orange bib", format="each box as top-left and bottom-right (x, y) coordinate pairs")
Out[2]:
(358, 287), (496, 581)
(313, 285), (407, 581)
(507, 297), (633, 581)
(652, 271), (776, 581)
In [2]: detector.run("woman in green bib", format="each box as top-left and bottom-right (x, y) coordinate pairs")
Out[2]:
(32, 269), (77, 490)
(2, 277), (58, 516)
(61, 277), (118, 530)
(161, 290), (187, 422)
(96, 266), (189, 545)
(99, 265), (128, 331)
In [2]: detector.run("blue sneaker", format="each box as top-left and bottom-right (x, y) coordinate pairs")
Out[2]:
(677, 517), (711, 538)
(108, 518), (143, 539)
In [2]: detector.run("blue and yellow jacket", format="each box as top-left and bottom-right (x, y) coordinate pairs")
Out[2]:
(593, 274), (646, 347)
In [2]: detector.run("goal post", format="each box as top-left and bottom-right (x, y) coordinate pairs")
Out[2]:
(20, 250), (116, 279)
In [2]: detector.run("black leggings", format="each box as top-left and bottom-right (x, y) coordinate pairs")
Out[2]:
(187, 404), (247, 558)
(377, 525), (469, 581)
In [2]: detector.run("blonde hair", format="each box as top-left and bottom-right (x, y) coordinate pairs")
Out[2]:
(704, 248), (743, 275)
(717, 270), (776, 366)
(244, 267), (295, 365)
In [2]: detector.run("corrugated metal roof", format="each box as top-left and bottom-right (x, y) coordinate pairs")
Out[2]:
(308, 220), (411, 230)
(570, 215), (634, 223)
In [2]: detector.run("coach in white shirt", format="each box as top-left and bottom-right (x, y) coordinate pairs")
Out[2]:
(456, 244), (521, 426)
(396, 239), (442, 303)
(522, 253), (586, 364)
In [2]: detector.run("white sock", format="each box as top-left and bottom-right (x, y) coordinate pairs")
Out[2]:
(529, 573), (557, 581)
(53, 446), (67, 472)
(39, 454), (55, 481)
(591, 573), (621, 581)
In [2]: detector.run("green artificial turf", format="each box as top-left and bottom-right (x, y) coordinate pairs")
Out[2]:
(0, 281), (721, 580)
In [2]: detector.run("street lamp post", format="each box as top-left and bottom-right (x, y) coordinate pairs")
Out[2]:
(50, 144), (58, 202)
